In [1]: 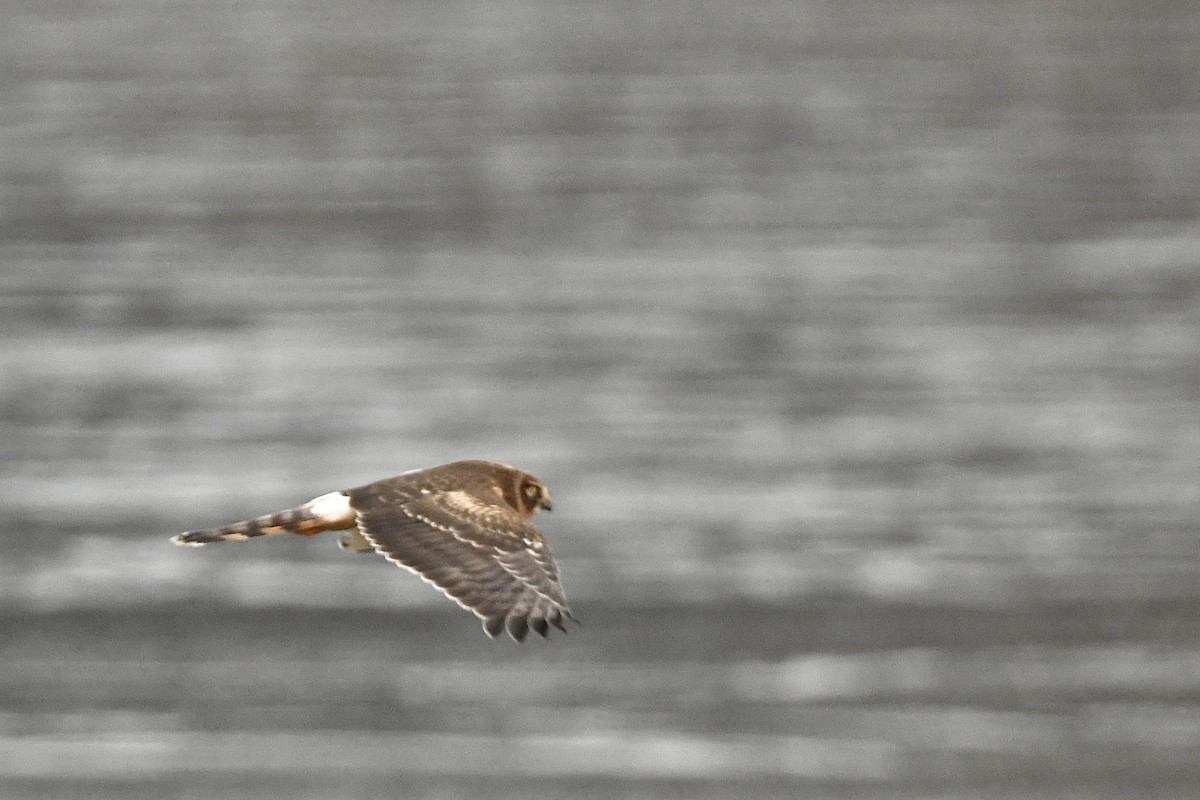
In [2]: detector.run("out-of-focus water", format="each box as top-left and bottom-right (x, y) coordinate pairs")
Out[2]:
(5, 601), (1200, 799)
(3, 0), (1200, 797)
(3, 243), (1200, 799)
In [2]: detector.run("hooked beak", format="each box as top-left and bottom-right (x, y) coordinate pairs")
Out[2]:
(539, 492), (553, 512)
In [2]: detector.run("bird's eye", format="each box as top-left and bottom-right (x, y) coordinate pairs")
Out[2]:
(523, 484), (539, 498)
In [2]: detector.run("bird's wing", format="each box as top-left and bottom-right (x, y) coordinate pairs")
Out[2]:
(348, 487), (572, 641)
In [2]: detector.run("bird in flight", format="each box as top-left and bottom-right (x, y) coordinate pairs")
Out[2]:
(172, 460), (574, 641)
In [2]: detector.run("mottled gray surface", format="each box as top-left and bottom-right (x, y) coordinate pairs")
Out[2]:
(2, 0), (1200, 797)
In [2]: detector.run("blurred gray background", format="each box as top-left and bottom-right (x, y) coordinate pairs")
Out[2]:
(3, 1), (1200, 798)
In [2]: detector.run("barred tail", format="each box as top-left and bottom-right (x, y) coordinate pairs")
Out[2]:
(171, 491), (356, 546)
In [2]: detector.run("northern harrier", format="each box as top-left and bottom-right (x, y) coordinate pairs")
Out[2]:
(172, 460), (574, 641)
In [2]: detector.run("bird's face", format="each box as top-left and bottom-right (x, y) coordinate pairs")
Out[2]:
(515, 475), (553, 516)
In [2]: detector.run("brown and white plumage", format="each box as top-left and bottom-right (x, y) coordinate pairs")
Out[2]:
(172, 460), (575, 641)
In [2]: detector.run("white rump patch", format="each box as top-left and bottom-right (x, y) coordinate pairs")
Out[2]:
(305, 491), (355, 525)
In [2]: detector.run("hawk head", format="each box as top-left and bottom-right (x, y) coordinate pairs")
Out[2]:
(503, 469), (553, 517)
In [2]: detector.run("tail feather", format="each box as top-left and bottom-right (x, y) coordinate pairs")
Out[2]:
(172, 508), (308, 545)
(171, 491), (356, 546)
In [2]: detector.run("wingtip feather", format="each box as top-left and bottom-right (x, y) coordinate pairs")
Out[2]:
(505, 614), (530, 642)
(482, 616), (505, 638)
